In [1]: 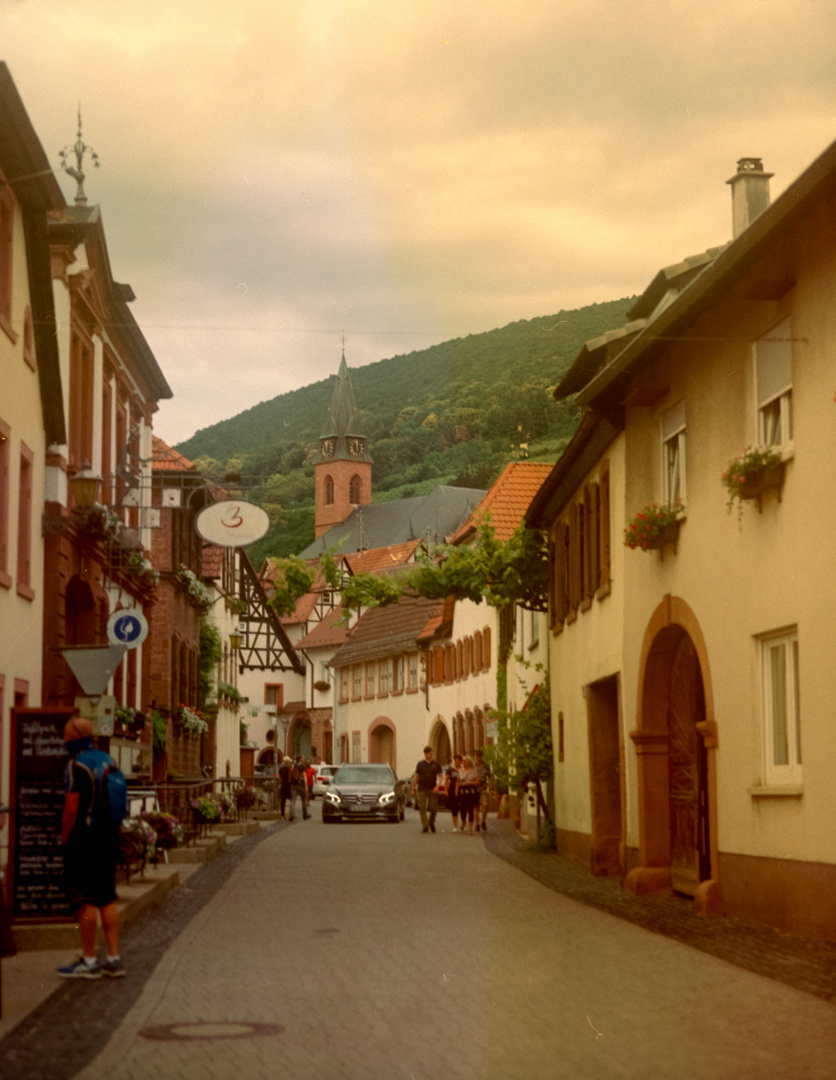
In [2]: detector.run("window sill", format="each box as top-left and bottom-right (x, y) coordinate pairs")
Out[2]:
(364, 693), (375, 700)
(391, 688), (403, 697)
(0, 570), (12, 591)
(579, 597), (592, 614)
(17, 581), (35, 601)
(748, 784), (803, 798)
(596, 580), (612, 602)
(406, 687), (419, 695)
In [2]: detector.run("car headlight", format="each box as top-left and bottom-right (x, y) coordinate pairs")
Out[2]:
(379, 791), (396, 804)
(325, 791), (341, 805)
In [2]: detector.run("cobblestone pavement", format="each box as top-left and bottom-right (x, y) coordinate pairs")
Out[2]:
(6, 813), (836, 1080)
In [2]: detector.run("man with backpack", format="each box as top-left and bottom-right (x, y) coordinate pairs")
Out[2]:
(290, 755), (311, 820)
(57, 717), (127, 979)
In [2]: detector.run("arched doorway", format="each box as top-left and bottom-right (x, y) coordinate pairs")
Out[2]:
(291, 716), (312, 759)
(369, 719), (395, 771)
(430, 718), (452, 765)
(627, 595), (720, 912)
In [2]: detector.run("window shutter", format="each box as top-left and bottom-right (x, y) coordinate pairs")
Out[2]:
(588, 482), (600, 594)
(756, 317), (792, 405)
(599, 466), (611, 587)
(661, 399), (686, 442)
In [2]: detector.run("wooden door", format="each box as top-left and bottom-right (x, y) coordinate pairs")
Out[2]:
(668, 635), (708, 896)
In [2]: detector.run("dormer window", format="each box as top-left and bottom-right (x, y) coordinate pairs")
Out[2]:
(755, 317), (793, 450)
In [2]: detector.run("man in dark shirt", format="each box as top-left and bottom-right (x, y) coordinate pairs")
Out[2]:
(410, 746), (442, 833)
(57, 718), (124, 979)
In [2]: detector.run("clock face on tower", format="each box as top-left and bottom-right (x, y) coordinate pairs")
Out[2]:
(321, 439), (336, 458)
(347, 437), (364, 457)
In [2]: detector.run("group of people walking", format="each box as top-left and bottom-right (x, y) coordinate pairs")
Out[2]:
(277, 754), (313, 821)
(410, 746), (491, 835)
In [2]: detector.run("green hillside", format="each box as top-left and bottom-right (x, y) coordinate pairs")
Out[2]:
(176, 297), (634, 561)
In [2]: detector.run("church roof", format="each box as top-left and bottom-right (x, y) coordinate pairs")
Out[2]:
(298, 485), (487, 559)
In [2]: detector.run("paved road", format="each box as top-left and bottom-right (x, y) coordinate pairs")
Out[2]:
(72, 811), (836, 1080)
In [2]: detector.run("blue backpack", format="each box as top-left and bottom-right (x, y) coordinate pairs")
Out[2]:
(75, 748), (129, 827)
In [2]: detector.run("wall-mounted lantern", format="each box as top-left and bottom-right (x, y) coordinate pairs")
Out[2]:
(69, 460), (102, 509)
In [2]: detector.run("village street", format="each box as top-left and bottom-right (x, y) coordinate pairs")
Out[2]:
(4, 812), (836, 1080)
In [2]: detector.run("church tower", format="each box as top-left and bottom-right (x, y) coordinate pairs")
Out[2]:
(314, 350), (373, 538)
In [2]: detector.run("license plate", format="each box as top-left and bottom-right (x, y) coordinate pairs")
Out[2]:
(350, 804), (367, 812)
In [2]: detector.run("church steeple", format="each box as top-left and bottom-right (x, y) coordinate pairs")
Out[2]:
(314, 348), (373, 538)
(318, 349), (373, 466)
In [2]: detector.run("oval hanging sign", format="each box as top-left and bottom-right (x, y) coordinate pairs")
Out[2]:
(195, 501), (270, 547)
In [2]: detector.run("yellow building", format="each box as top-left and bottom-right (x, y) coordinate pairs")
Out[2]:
(529, 143), (836, 940)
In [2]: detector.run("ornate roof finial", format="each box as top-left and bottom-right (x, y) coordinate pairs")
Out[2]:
(59, 105), (99, 206)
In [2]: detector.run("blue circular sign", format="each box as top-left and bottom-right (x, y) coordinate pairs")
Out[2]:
(107, 610), (149, 649)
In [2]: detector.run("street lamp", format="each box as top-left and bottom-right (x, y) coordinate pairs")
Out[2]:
(229, 624), (244, 652)
(69, 461), (101, 509)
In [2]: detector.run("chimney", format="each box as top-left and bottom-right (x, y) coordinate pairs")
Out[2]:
(726, 157), (773, 239)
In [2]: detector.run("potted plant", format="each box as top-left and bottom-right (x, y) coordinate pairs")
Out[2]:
(178, 704), (209, 737)
(624, 502), (683, 552)
(313, 680), (330, 693)
(722, 445), (784, 515)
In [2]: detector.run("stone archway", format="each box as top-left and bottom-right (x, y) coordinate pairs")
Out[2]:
(290, 715), (312, 759)
(369, 718), (396, 772)
(626, 595), (721, 914)
(429, 717), (452, 765)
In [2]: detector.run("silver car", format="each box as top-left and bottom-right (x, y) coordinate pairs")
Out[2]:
(321, 763), (406, 823)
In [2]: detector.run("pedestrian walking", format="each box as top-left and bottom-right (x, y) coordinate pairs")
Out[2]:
(410, 746), (442, 833)
(279, 755), (293, 819)
(456, 755), (480, 834)
(56, 718), (125, 979)
(291, 756), (310, 820)
(444, 753), (463, 832)
(474, 748), (492, 832)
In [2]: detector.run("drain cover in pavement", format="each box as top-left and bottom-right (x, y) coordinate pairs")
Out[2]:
(140, 1022), (283, 1041)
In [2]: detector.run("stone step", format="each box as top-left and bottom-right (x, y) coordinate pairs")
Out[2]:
(165, 832), (227, 863)
(11, 865), (181, 952)
(213, 820), (261, 836)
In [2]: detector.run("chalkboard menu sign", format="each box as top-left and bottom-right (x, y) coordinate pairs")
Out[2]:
(11, 709), (75, 921)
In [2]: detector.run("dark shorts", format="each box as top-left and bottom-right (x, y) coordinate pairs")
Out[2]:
(64, 826), (119, 911)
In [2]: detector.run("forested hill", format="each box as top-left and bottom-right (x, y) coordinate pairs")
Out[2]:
(176, 297), (634, 561)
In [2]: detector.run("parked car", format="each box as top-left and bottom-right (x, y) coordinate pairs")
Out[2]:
(322, 763), (406, 823)
(311, 763), (340, 798)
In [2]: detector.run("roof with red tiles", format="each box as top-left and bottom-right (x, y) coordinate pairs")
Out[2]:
(296, 604), (350, 650)
(329, 593), (443, 668)
(152, 435), (197, 473)
(449, 461), (555, 544)
(202, 543), (223, 578)
(345, 540), (420, 574)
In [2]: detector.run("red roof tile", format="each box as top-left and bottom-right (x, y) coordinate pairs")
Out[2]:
(152, 435), (197, 473)
(202, 543), (223, 578)
(345, 540), (420, 574)
(450, 462), (554, 544)
(296, 605), (350, 649)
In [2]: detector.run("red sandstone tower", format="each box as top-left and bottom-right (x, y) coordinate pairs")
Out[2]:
(314, 351), (373, 538)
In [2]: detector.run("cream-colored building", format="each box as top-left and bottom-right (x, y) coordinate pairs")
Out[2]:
(0, 66), (66, 876)
(529, 143), (836, 940)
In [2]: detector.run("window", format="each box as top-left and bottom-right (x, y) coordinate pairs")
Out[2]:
(17, 443), (33, 599)
(365, 662), (376, 697)
(551, 460), (611, 630)
(0, 421), (9, 588)
(755, 317), (793, 449)
(68, 333), (94, 472)
(352, 665), (363, 700)
(324, 475), (335, 505)
(22, 307), (35, 370)
(760, 629), (801, 784)
(407, 653), (418, 691)
(379, 658), (393, 694)
(661, 400), (686, 506)
(393, 655), (404, 693)
(529, 609), (539, 647)
(264, 684), (283, 708)
(349, 474), (361, 503)
(339, 667), (349, 703)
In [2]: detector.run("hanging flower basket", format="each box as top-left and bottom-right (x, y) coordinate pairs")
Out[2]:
(722, 446), (784, 515)
(313, 680), (330, 693)
(624, 503), (683, 553)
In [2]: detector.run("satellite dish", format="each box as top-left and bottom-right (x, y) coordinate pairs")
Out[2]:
(195, 501), (270, 547)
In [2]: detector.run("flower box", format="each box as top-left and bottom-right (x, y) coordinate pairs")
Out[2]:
(641, 520), (682, 551)
(737, 462), (785, 507)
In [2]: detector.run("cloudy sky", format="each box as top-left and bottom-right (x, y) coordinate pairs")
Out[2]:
(3, 0), (834, 445)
